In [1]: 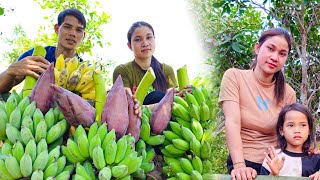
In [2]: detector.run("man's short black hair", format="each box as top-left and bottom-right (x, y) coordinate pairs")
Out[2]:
(57, 8), (86, 29)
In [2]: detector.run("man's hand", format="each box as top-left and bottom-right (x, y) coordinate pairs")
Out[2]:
(7, 56), (50, 78)
(174, 84), (193, 97)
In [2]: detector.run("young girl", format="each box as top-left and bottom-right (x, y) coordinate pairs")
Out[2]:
(260, 103), (320, 179)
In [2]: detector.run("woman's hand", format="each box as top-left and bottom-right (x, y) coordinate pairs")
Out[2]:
(264, 146), (285, 176)
(173, 85), (193, 97)
(231, 164), (257, 180)
(310, 171), (320, 180)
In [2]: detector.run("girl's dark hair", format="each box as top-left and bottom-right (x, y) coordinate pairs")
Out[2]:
(127, 21), (167, 92)
(58, 8), (86, 29)
(277, 103), (314, 154)
(251, 27), (292, 105)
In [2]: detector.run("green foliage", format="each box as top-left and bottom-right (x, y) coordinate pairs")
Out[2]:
(209, 131), (228, 174)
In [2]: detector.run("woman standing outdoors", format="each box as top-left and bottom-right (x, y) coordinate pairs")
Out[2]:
(113, 21), (191, 110)
(219, 27), (296, 180)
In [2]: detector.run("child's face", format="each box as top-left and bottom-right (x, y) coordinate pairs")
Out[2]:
(280, 110), (310, 153)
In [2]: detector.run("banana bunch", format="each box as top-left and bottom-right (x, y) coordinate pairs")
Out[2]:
(63, 122), (144, 179)
(134, 139), (157, 177)
(0, 92), (68, 147)
(139, 112), (165, 146)
(0, 140), (70, 180)
(54, 54), (96, 101)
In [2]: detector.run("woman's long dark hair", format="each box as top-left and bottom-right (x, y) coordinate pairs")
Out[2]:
(127, 21), (167, 92)
(277, 103), (314, 154)
(251, 27), (292, 105)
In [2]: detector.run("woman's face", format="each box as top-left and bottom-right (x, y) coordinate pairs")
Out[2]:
(254, 35), (289, 76)
(280, 110), (310, 153)
(128, 26), (155, 60)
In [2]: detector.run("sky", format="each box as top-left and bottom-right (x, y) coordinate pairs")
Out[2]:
(0, 0), (207, 80)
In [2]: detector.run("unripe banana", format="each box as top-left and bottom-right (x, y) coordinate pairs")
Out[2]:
(104, 137), (117, 164)
(23, 101), (36, 119)
(44, 161), (58, 179)
(163, 130), (181, 141)
(46, 145), (60, 169)
(92, 145), (106, 170)
(136, 139), (146, 152)
(169, 161), (184, 173)
(190, 138), (201, 157)
(192, 156), (203, 174)
(161, 148), (181, 158)
(185, 92), (199, 109)
(32, 149), (49, 171)
(111, 165), (128, 179)
(63, 164), (75, 174)
(56, 156), (67, 175)
(188, 104), (200, 121)
(174, 96), (189, 109)
(200, 102), (210, 121)
(165, 144), (185, 156)
(74, 174), (87, 180)
(21, 115), (34, 135)
(202, 160), (212, 173)
(99, 166), (112, 180)
(191, 119), (203, 141)
(83, 160), (96, 180)
(97, 122), (108, 142)
(35, 120), (47, 143)
(20, 126), (34, 145)
(200, 141), (211, 160)
(87, 122), (98, 143)
(20, 152), (33, 177)
(144, 148), (156, 163)
(177, 172), (191, 180)
(46, 122), (62, 144)
(58, 119), (68, 138)
(37, 138), (48, 156)
(30, 169), (43, 180)
(5, 94), (18, 118)
(61, 145), (77, 163)
(162, 165), (174, 178)
(169, 121), (183, 137)
(180, 158), (194, 175)
(55, 170), (70, 180)
(5, 155), (22, 179)
(176, 117), (191, 129)
(77, 134), (90, 158)
(76, 162), (91, 180)
(0, 159), (14, 179)
(44, 108), (55, 130)
(89, 134), (101, 158)
(1, 142), (12, 155)
(0, 108), (8, 140)
(181, 126), (196, 142)
(172, 102), (190, 121)
(32, 108), (43, 132)
(9, 106), (21, 130)
(119, 151), (142, 174)
(192, 86), (205, 105)
(114, 135), (127, 163)
(102, 129), (116, 150)
(25, 139), (37, 162)
(18, 96), (30, 115)
(6, 123), (22, 144)
(146, 134), (165, 146)
(67, 138), (86, 162)
(172, 139), (190, 151)
(131, 167), (145, 179)
(48, 136), (63, 152)
(140, 119), (151, 141)
(73, 125), (86, 143)
(12, 141), (24, 162)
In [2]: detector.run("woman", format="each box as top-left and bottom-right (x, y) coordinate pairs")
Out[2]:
(219, 27), (296, 180)
(113, 21), (190, 110)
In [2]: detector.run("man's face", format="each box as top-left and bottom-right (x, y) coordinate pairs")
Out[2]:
(55, 15), (85, 51)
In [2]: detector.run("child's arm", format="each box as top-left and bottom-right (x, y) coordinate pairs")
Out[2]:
(264, 146), (285, 176)
(309, 172), (320, 180)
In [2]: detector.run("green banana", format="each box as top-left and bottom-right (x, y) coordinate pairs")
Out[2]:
(131, 167), (145, 179)
(191, 119), (203, 141)
(20, 126), (34, 145)
(104, 137), (117, 164)
(20, 152), (33, 177)
(9, 106), (21, 130)
(17, 96), (30, 115)
(146, 135), (165, 146)
(98, 166), (112, 180)
(83, 160), (96, 180)
(190, 138), (201, 157)
(119, 151), (142, 174)
(114, 135), (127, 163)
(56, 156), (67, 175)
(67, 138), (86, 162)
(168, 161), (184, 173)
(0, 159), (14, 179)
(77, 133), (90, 158)
(97, 122), (108, 142)
(46, 122), (62, 144)
(144, 148), (155, 163)
(181, 126), (196, 142)
(164, 156), (180, 165)
(32, 108), (44, 130)
(180, 157), (194, 175)
(33, 149), (49, 171)
(174, 96), (189, 109)
(44, 161), (58, 179)
(165, 144), (185, 155)
(200, 141), (211, 160)
(172, 102), (190, 121)
(185, 92), (199, 109)
(74, 174), (87, 180)
(23, 101), (36, 119)
(48, 136), (63, 152)
(202, 160), (212, 173)
(37, 138), (48, 156)
(112, 165), (129, 178)
(5, 155), (22, 179)
(161, 148), (182, 158)
(189, 104), (200, 121)
(140, 162), (154, 173)
(63, 164), (75, 174)
(192, 86), (205, 105)
(169, 121), (183, 137)
(89, 134), (101, 158)
(87, 122), (98, 143)
(176, 117), (191, 129)
(5, 94), (18, 118)
(164, 130), (181, 141)
(177, 172), (191, 180)
(53, 106), (61, 123)
(73, 125), (86, 143)
(12, 141), (24, 162)
(163, 139), (171, 146)
(55, 171), (70, 180)
(30, 169), (44, 180)
(102, 129), (116, 150)
(1, 142), (12, 155)
(136, 139), (146, 152)
(172, 139), (190, 151)
(58, 119), (68, 138)
(35, 120), (47, 143)
(61, 145), (77, 163)
(44, 108), (55, 130)
(46, 145), (60, 169)
(92, 145), (106, 170)
(162, 165), (174, 178)
(140, 119), (151, 141)
(76, 162), (92, 180)
(6, 123), (22, 144)
(200, 102), (210, 121)
(21, 115), (34, 135)
(0, 108), (8, 140)
(192, 156), (203, 174)
(25, 139), (37, 162)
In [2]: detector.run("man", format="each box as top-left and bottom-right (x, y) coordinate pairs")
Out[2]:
(0, 8), (86, 93)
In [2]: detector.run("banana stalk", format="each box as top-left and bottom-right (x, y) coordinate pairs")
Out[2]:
(177, 65), (189, 91)
(135, 67), (156, 106)
(22, 46), (47, 98)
